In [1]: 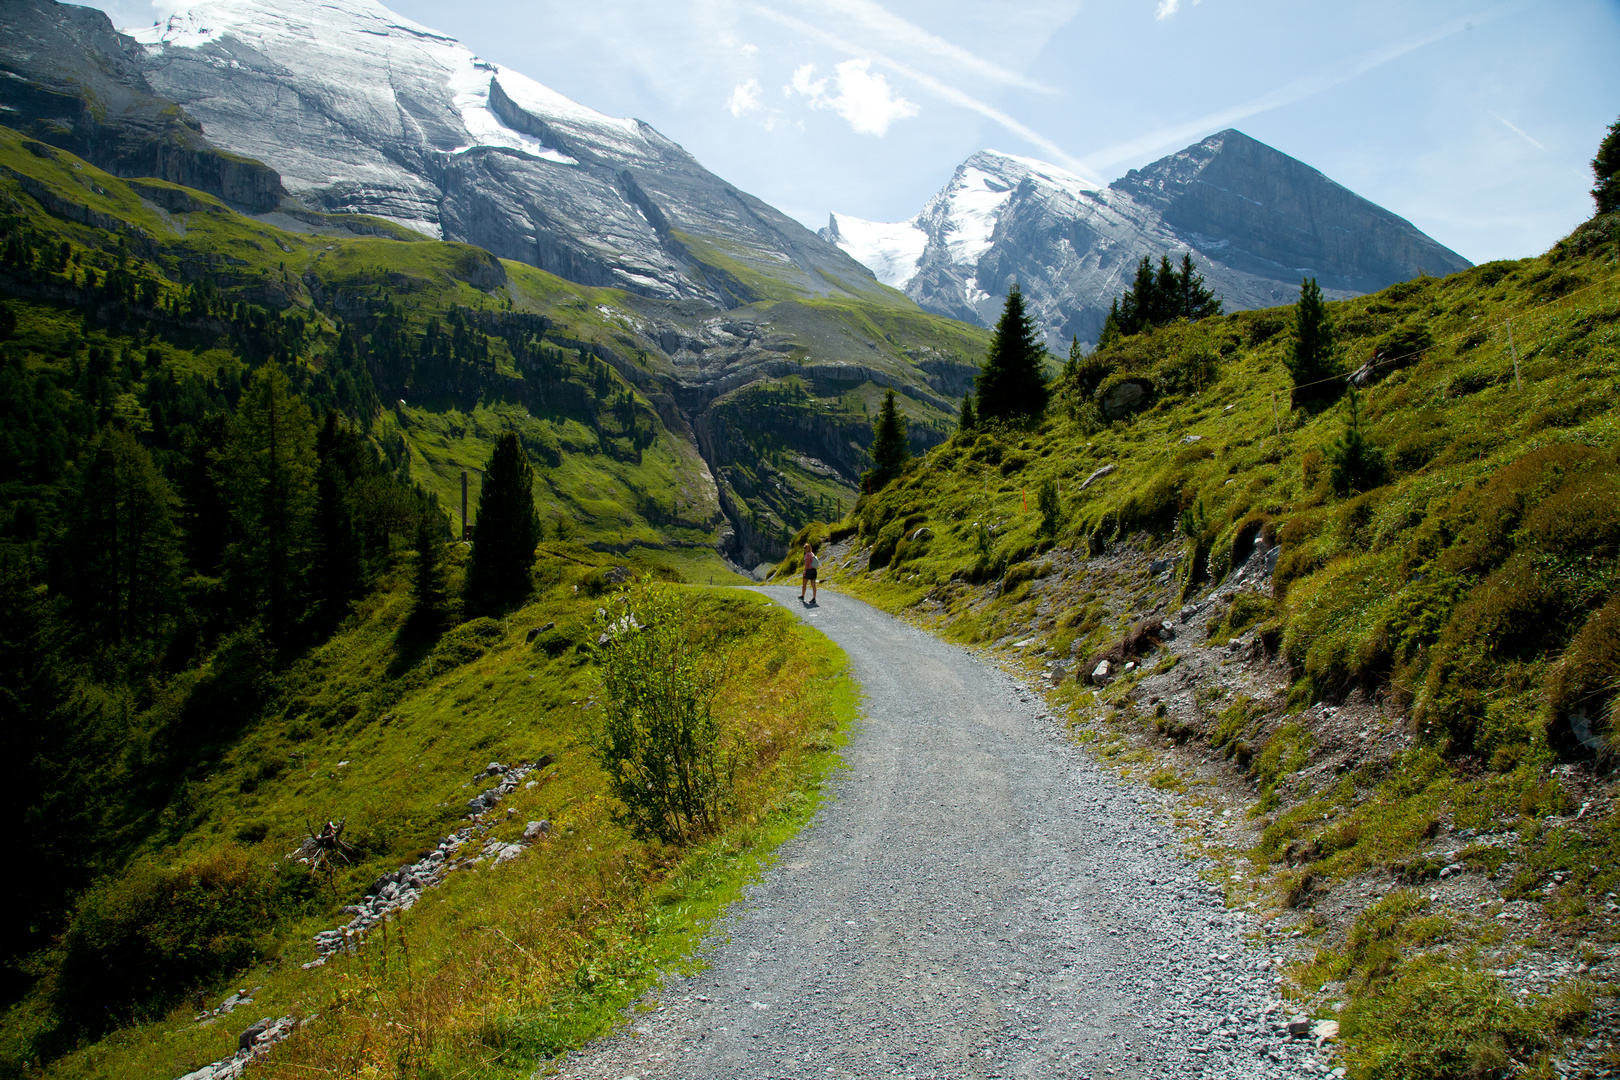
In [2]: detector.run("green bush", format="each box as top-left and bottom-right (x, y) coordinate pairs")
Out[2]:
(54, 851), (288, 1029)
(431, 617), (506, 668)
(591, 580), (731, 844)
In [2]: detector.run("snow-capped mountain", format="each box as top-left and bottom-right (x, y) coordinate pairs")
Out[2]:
(824, 131), (1472, 349)
(126, 0), (878, 307)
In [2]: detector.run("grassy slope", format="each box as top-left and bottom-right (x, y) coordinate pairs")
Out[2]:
(14, 549), (854, 1079)
(784, 212), (1620, 1076)
(0, 125), (993, 575)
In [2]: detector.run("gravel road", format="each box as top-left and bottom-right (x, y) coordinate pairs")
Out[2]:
(554, 587), (1331, 1080)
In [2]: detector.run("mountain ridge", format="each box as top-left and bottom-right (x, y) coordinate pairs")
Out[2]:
(824, 130), (1472, 350)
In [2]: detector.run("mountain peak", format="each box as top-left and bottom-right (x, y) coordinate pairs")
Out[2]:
(824, 130), (1471, 348)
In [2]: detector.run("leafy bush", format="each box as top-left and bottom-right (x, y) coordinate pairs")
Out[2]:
(54, 851), (291, 1029)
(591, 580), (732, 844)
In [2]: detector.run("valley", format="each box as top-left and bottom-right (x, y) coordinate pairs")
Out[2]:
(0, 0), (1616, 1076)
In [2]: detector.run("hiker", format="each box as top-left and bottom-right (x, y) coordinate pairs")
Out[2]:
(800, 542), (820, 604)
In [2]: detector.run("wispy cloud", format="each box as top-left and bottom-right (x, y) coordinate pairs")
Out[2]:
(786, 60), (918, 136)
(792, 0), (1054, 93)
(1154, 0), (1181, 20)
(1489, 111), (1546, 151)
(753, 4), (1093, 176)
(1079, 1), (1528, 173)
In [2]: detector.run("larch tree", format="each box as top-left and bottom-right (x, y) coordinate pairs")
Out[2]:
(465, 431), (542, 613)
(976, 284), (1048, 422)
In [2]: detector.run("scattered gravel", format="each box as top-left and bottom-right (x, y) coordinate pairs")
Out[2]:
(554, 588), (1331, 1079)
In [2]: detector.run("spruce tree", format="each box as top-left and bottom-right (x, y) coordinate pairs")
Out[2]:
(1594, 113), (1620, 216)
(867, 389), (911, 490)
(1175, 253), (1222, 321)
(312, 411), (364, 630)
(465, 431), (542, 613)
(410, 512), (450, 634)
(976, 284), (1048, 421)
(52, 427), (178, 649)
(227, 363), (318, 649)
(957, 391), (976, 436)
(1287, 277), (1340, 408)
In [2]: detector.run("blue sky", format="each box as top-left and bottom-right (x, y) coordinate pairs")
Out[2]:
(89, 0), (1620, 263)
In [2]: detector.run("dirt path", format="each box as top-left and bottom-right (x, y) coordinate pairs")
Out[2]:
(554, 587), (1329, 1080)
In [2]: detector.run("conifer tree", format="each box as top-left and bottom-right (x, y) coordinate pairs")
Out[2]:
(1327, 390), (1385, 494)
(411, 511), (450, 634)
(52, 427), (178, 649)
(312, 411), (364, 629)
(227, 363), (318, 649)
(465, 431), (542, 613)
(1594, 113), (1620, 216)
(976, 285), (1048, 421)
(1175, 253), (1222, 321)
(1287, 277), (1340, 408)
(957, 391), (976, 436)
(867, 389), (911, 490)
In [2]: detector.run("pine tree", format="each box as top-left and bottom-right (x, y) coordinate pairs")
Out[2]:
(976, 284), (1048, 421)
(957, 391), (976, 436)
(1594, 114), (1620, 216)
(1327, 390), (1385, 495)
(1097, 300), (1123, 350)
(465, 431), (542, 613)
(227, 363), (318, 649)
(1287, 277), (1340, 408)
(312, 411), (364, 630)
(410, 511), (449, 634)
(1175, 253), (1222, 321)
(867, 389), (911, 490)
(1036, 476), (1062, 540)
(52, 427), (178, 649)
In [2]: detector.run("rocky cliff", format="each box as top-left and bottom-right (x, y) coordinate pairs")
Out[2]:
(0, 0), (283, 211)
(825, 131), (1472, 350)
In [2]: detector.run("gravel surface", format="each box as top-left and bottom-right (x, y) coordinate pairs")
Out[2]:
(553, 587), (1332, 1080)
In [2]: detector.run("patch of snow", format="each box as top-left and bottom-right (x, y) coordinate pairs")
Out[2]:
(826, 212), (927, 289)
(127, 0), (630, 162)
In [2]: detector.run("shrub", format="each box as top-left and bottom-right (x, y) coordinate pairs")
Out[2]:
(54, 851), (287, 1029)
(869, 519), (904, 571)
(1546, 594), (1620, 748)
(591, 579), (732, 844)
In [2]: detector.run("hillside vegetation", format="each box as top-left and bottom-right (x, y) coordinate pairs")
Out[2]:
(0, 119), (880, 1079)
(784, 209), (1620, 1077)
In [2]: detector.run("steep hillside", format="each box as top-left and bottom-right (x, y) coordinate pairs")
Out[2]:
(786, 209), (1620, 1077)
(0, 122), (990, 572)
(825, 131), (1471, 350)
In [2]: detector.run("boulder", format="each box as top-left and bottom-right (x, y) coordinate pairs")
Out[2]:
(1100, 378), (1152, 420)
(1091, 659), (1113, 685)
(523, 819), (552, 842)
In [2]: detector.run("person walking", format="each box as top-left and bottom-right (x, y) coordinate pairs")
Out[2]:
(799, 542), (820, 604)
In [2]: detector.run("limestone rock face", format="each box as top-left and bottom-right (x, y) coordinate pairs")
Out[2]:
(124, 0), (879, 308)
(0, 0), (283, 211)
(824, 131), (1472, 350)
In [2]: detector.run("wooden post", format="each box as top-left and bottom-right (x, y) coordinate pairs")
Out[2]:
(1507, 320), (1522, 390)
(1271, 391), (1283, 437)
(460, 470), (469, 541)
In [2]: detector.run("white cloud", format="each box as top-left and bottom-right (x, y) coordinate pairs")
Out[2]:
(786, 59), (919, 136)
(1154, 0), (1181, 19)
(754, 5), (1091, 174)
(727, 78), (765, 117)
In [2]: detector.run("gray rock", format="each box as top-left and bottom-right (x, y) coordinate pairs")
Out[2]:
(1092, 659), (1113, 685)
(1078, 463), (1117, 491)
(238, 1018), (270, 1052)
(1101, 378), (1153, 420)
(523, 819), (552, 842)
